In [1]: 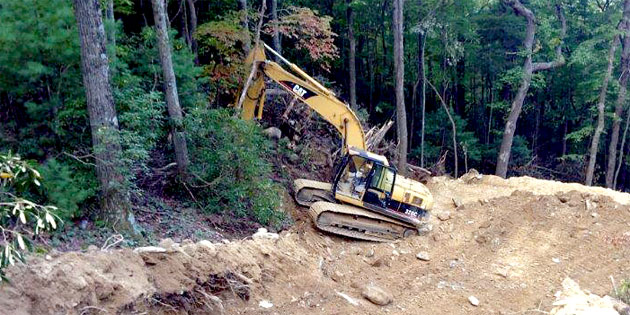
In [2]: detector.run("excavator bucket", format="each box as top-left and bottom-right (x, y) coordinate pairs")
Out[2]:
(240, 45), (267, 120)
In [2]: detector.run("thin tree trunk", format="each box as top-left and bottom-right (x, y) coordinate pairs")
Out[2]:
(410, 77), (419, 149)
(73, 0), (131, 230)
(393, 0), (407, 174)
(586, 35), (619, 186)
(347, 0), (357, 109)
(614, 106), (630, 188)
(271, 0), (281, 56)
(152, 0), (190, 176)
(607, 0), (630, 188)
(105, 0), (115, 50)
(420, 29), (427, 167)
(238, 0), (251, 55)
(186, 0), (198, 60)
(416, 0), (427, 166)
(181, 0), (191, 47)
(429, 80), (458, 177)
(368, 39), (375, 113)
(495, 0), (566, 178)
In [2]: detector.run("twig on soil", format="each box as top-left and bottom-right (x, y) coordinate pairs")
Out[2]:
(79, 305), (109, 314)
(151, 298), (178, 312)
(101, 234), (124, 251)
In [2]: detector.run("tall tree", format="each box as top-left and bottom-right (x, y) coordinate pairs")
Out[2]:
(393, 0), (407, 173)
(105, 0), (115, 49)
(238, 0), (251, 54)
(151, 0), (190, 176)
(270, 0), (281, 56)
(606, 0), (630, 188)
(586, 35), (619, 186)
(417, 0), (427, 167)
(186, 0), (198, 58)
(495, 0), (566, 178)
(347, 0), (357, 109)
(73, 0), (131, 228)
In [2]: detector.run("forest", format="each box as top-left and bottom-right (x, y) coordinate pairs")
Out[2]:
(2, 0), (630, 275)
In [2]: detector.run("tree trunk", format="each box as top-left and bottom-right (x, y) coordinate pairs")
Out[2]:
(105, 0), (115, 50)
(495, 0), (566, 178)
(186, 0), (198, 60)
(393, 0), (407, 174)
(606, 0), (630, 188)
(420, 32), (427, 167)
(73, 0), (131, 230)
(586, 35), (619, 186)
(152, 0), (190, 177)
(270, 0), (281, 56)
(347, 0), (357, 109)
(429, 80), (458, 177)
(614, 107), (630, 188)
(238, 0), (251, 55)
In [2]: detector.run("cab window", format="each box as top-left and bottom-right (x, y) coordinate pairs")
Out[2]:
(369, 165), (395, 193)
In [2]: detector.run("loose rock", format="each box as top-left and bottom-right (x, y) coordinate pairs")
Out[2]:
(468, 296), (479, 306)
(262, 127), (282, 140)
(252, 228), (279, 240)
(416, 251), (430, 261)
(259, 300), (273, 309)
(362, 285), (393, 306)
(437, 211), (452, 221)
(133, 246), (167, 254)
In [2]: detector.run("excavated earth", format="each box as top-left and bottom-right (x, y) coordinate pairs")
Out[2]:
(1, 174), (630, 314)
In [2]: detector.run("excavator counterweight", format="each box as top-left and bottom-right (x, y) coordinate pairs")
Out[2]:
(237, 42), (434, 242)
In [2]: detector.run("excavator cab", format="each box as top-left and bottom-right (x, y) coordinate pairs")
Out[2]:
(333, 148), (396, 210)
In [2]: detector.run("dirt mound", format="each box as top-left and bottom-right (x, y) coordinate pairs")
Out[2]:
(549, 278), (629, 315)
(0, 232), (320, 314)
(1, 174), (629, 314)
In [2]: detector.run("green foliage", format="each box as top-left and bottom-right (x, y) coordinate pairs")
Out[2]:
(186, 108), (285, 227)
(411, 109), (482, 172)
(617, 279), (630, 305)
(196, 13), (248, 99)
(0, 152), (58, 281)
(39, 159), (96, 221)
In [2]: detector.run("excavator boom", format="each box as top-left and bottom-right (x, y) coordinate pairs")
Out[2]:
(240, 44), (366, 151)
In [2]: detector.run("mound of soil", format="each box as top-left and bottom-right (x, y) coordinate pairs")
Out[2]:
(1, 174), (629, 314)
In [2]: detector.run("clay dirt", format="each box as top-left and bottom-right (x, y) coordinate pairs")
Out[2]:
(1, 173), (629, 314)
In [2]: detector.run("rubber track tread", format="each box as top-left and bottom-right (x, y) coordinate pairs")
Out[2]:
(308, 201), (416, 242)
(293, 179), (333, 206)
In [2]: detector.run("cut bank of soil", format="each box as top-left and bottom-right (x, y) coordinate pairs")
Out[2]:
(1, 174), (629, 314)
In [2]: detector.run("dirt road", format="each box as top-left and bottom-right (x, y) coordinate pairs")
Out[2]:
(1, 174), (629, 314)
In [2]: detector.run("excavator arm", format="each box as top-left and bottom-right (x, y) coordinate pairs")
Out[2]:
(240, 43), (366, 151)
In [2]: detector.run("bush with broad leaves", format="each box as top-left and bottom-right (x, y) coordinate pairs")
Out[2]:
(0, 152), (58, 281)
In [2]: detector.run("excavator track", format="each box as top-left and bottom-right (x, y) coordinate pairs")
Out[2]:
(293, 179), (334, 206)
(308, 201), (419, 242)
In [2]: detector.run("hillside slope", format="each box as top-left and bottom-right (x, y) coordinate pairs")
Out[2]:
(1, 173), (629, 314)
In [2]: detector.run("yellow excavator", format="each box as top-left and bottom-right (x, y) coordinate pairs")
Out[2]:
(238, 43), (434, 242)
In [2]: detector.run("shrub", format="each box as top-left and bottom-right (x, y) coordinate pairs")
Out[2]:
(39, 159), (96, 221)
(186, 108), (285, 226)
(617, 279), (630, 305)
(0, 152), (58, 281)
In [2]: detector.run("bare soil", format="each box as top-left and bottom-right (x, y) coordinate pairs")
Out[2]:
(1, 173), (629, 314)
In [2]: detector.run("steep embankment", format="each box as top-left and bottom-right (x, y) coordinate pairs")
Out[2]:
(1, 173), (629, 314)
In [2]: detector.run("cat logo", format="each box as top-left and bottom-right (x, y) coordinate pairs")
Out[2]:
(292, 84), (308, 98)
